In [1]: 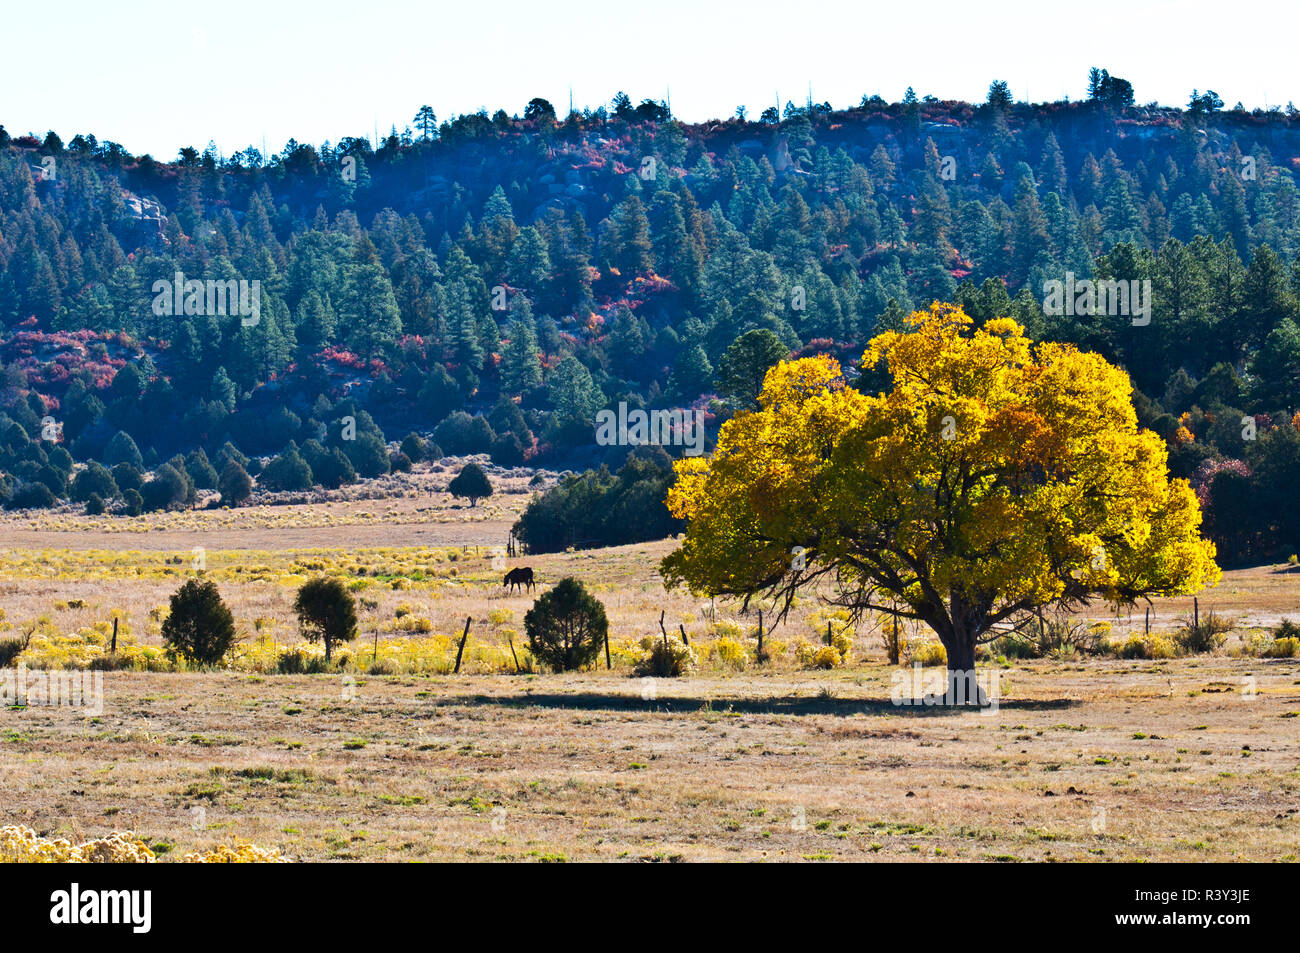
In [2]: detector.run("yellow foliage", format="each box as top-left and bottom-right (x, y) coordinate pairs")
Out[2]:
(807, 609), (855, 659)
(908, 641), (948, 666)
(17, 619), (172, 671)
(708, 619), (745, 640)
(662, 303), (1220, 641)
(1110, 634), (1178, 659)
(701, 636), (749, 670)
(794, 641), (843, 669)
(0, 825), (154, 863)
(183, 843), (288, 863)
(392, 614), (434, 633)
(1262, 637), (1299, 658)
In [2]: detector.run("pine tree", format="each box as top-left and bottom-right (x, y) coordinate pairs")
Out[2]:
(507, 226), (551, 297)
(339, 263), (401, 361)
(605, 195), (653, 276)
(295, 289), (337, 357)
(1239, 245), (1297, 354)
(446, 279), (484, 372)
(547, 356), (603, 427)
(501, 312), (542, 395)
(667, 345), (713, 399)
(479, 186), (519, 278)
(606, 306), (647, 378)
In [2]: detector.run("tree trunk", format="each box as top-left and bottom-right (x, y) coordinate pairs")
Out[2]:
(930, 595), (987, 707)
(937, 609), (986, 707)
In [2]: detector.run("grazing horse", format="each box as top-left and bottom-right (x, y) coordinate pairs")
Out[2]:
(503, 567), (535, 593)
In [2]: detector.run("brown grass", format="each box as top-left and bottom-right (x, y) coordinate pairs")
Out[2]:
(2, 476), (1298, 861)
(2, 660), (1297, 861)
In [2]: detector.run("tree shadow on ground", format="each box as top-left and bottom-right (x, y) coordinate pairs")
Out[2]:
(446, 692), (1080, 718)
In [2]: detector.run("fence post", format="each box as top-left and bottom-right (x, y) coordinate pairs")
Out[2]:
(1145, 606), (1150, 635)
(1194, 597), (1199, 631)
(111, 617), (118, 654)
(757, 609), (764, 661)
(658, 610), (668, 649)
(453, 616), (471, 674)
(679, 623), (689, 646)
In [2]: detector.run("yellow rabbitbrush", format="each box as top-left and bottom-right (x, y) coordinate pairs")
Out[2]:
(662, 304), (1219, 701)
(0, 825), (288, 863)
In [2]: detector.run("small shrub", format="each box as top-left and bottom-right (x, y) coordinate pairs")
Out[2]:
(392, 614), (433, 633)
(122, 489), (144, 516)
(880, 617), (904, 665)
(88, 650), (162, 670)
(796, 643), (844, 669)
(275, 648), (335, 674)
(708, 619), (744, 640)
(635, 639), (696, 677)
(1027, 614), (1106, 657)
(1273, 619), (1300, 641)
(0, 825), (156, 863)
(907, 641), (947, 666)
(990, 634), (1038, 659)
(1114, 634), (1178, 659)
(0, 634), (31, 667)
(1262, 636), (1299, 658)
(703, 636), (748, 670)
(1175, 611), (1232, 654)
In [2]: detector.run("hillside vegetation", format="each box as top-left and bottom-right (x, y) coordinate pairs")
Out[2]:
(2, 74), (1300, 561)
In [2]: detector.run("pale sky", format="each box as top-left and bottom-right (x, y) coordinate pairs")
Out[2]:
(3, 0), (1293, 160)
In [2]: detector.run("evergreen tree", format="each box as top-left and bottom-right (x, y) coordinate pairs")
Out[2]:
(715, 329), (788, 410)
(501, 312), (542, 395)
(339, 262), (401, 361)
(218, 460), (253, 506)
(447, 462), (493, 506)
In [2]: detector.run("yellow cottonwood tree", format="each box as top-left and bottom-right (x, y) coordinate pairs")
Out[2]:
(661, 304), (1219, 702)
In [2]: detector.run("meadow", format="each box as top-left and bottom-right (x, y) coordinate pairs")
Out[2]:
(1, 469), (1298, 862)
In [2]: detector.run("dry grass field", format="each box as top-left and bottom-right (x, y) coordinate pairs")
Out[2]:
(2, 463), (1298, 862)
(3, 662), (1298, 862)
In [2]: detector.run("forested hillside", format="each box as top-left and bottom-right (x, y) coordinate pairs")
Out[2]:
(2, 76), (1299, 562)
